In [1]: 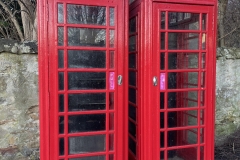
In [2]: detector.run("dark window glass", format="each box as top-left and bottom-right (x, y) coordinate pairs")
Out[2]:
(59, 138), (64, 155)
(129, 88), (136, 104)
(59, 94), (64, 112)
(129, 137), (136, 155)
(129, 104), (136, 121)
(129, 121), (136, 137)
(129, 71), (136, 86)
(129, 54), (136, 69)
(59, 72), (64, 90)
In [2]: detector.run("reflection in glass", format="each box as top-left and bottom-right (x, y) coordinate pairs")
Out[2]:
(168, 129), (197, 147)
(160, 12), (166, 29)
(168, 110), (198, 128)
(68, 72), (106, 90)
(168, 53), (199, 69)
(109, 113), (114, 130)
(58, 4), (64, 23)
(68, 50), (106, 68)
(69, 135), (106, 154)
(160, 32), (165, 50)
(59, 138), (64, 155)
(109, 134), (114, 151)
(59, 116), (64, 134)
(58, 50), (64, 68)
(68, 28), (106, 47)
(168, 12), (199, 30)
(168, 33), (199, 50)
(59, 94), (64, 112)
(68, 93), (106, 111)
(160, 151), (164, 159)
(202, 53), (206, 69)
(129, 36), (136, 52)
(167, 147), (197, 159)
(129, 54), (136, 69)
(109, 92), (114, 110)
(67, 5), (106, 25)
(110, 51), (114, 68)
(168, 91), (198, 108)
(202, 33), (206, 50)
(129, 17), (136, 34)
(202, 14), (207, 30)
(59, 72), (64, 90)
(110, 8), (115, 26)
(70, 156), (105, 160)
(110, 30), (115, 48)
(68, 114), (106, 133)
(58, 27), (64, 46)
(168, 72), (198, 89)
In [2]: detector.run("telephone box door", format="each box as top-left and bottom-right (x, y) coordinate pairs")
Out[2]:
(151, 3), (215, 160)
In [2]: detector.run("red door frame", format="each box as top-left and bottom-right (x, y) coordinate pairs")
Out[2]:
(38, 0), (128, 159)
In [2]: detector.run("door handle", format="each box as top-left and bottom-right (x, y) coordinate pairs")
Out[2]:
(153, 76), (158, 86)
(118, 75), (123, 85)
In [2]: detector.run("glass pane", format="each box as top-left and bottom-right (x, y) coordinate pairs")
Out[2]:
(168, 72), (198, 89)
(168, 129), (197, 147)
(58, 27), (64, 46)
(109, 134), (114, 151)
(129, 71), (136, 86)
(160, 52), (165, 70)
(160, 151), (164, 160)
(200, 146), (204, 160)
(129, 137), (136, 155)
(109, 113), (114, 130)
(69, 135), (106, 154)
(129, 121), (136, 137)
(168, 110), (198, 128)
(70, 156), (105, 160)
(109, 155), (114, 160)
(58, 4), (64, 23)
(160, 112), (165, 129)
(67, 5), (106, 25)
(160, 32), (165, 50)
(129, 0), (135, 4)
(168, 33), (199, 50)
(109, 92), (114, 110)
(110, 30), (115, 48)
(129, 54), (136, 69)
(59, 72), (64, 90)
(129, 36), (136, 52)
(129, 88), (136, 104)
(68, 28), (106, 47)
(68, 93), (106, 111)
(160, 12), (166, 29)
(68, 72), (106, 90)
(68, 50), (106, 68)
(58, 50), (64, 68)
(202, 14), (207, 30)
(59, 94), (64, 112)
(202, 53), (206, 69)
(201, 91), (205, 107)
(160, 93), (164, 109)
(59, 138), (64, 155)
(168, 91), (198, 108)
(160, 132), (165, 148)
(110, 51), (114, 68)
(110, 8), (115, 26)
(168, 53), (199, 69)
(129, 104), (136, 121)
(68, 114), (106, 133)
(202, 33), (206, 50)
(129, 17), (136, 34)
(168, 12), (199, 30)
(200, 110), (205, 125)
(168, 147), (197, 160)
(59, 116), (64, 134)
(200, 128), (204, 143)
(201, 72), (205, 88)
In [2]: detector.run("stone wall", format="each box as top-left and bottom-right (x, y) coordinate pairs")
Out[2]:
(0, 50), (39, 159)
(0, 42), (240, 158)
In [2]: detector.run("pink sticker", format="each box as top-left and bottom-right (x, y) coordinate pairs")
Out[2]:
(109, 72), (115, 90)
(160, 73), (166, 90)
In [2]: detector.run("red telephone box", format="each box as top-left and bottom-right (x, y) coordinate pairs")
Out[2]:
(38, 0), (217, 159)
